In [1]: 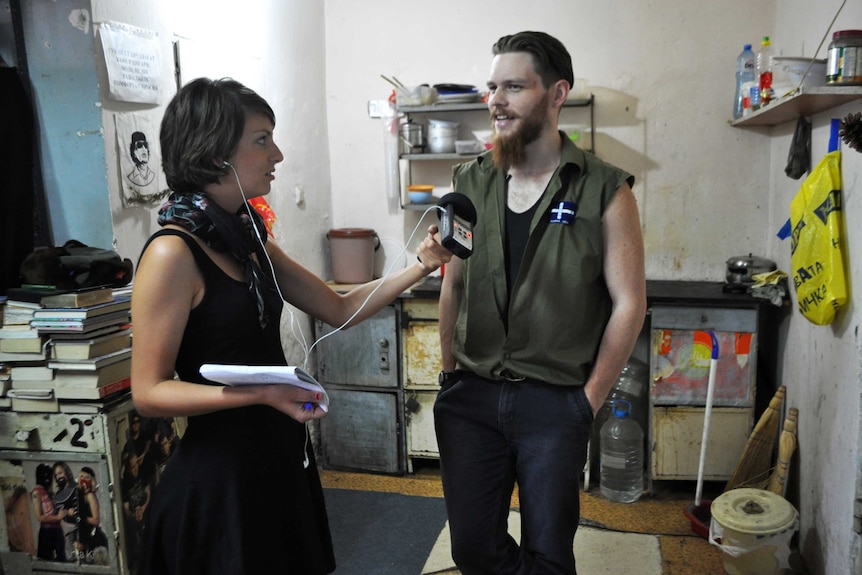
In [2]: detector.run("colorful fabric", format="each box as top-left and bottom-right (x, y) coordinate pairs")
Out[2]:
(157, 192), (280, 329)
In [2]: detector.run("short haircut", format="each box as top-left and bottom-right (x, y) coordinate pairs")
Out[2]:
(492, 31), (574, 89)
(160, 77), (276, 194)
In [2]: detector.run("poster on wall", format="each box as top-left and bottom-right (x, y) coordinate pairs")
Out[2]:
(115, 112), (168, 207)
(0, 408), (184, 574)
(98, 21), (161, 105)
(108, 408), (181, 574)
(0, 453), (117, 569)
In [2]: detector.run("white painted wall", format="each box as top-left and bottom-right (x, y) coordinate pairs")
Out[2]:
(768, 2), (862, 573)
(29, 0), (860, 571)
(323, 0), (777, 281)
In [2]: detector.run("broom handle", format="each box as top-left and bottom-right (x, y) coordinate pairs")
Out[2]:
(725, 385), (786, 490)
(695, 332), (718, 506)
(754, 386), (786, 435)
(767, 407), (798, 496)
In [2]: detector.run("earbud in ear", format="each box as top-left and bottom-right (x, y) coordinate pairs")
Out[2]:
(222, 160), (231, 167)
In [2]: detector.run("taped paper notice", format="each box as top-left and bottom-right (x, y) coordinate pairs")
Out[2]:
(99, 21), (161, 104)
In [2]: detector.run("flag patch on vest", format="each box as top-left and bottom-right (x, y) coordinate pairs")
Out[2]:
(549, 201), (577, 224)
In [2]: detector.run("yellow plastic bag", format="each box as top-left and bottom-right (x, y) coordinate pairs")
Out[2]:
(789, 135), (846, 325)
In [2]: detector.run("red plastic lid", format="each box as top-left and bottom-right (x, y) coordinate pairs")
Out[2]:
(327, 228), (377, 238)
(833, 30), (862, 38)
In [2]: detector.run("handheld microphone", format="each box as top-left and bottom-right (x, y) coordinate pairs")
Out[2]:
(437, 192), (476, 259)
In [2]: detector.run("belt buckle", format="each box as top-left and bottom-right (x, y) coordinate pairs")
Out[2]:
(501, 369), (525, 382)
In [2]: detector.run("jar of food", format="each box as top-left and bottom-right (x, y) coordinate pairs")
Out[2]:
(827, 30), (862, 85)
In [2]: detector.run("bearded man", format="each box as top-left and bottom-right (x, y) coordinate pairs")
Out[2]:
(434, 31), (646, 575)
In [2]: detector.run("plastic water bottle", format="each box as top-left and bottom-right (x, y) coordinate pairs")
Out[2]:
(600, 399), (644, 503)
(756, 36), (774, 106)
(733, 44), (756, 119)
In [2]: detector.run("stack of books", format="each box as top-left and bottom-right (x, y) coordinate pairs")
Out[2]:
(0, 286), (134, 412)
(1, 288), (53, 411)
(36, 293), (133, 405)
(49, 330), (132, 401)
(0, 287), (51, 358)
(7, 363), (56, 412)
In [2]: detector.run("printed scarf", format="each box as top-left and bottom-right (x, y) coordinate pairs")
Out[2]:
(157, 191), (282, 329)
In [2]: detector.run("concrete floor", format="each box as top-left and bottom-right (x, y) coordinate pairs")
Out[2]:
(319, 466), (737, 575)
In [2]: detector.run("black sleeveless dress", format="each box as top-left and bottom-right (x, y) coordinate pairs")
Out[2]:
(138, 229), (335, 575)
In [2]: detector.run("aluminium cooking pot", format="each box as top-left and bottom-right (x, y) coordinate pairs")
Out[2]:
(725, 254), (777, 286)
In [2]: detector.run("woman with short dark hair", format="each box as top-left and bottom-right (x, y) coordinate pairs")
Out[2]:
(132, 77), (451, 575)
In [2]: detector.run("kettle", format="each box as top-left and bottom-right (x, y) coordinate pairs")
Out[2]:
(399, 119), (425, 155)
(725, 254), (777, 289)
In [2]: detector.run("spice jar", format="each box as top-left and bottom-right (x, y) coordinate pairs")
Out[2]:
(827, 30), (862, 85)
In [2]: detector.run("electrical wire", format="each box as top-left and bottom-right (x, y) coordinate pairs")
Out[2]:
(792, 0), (847, 94)
(229, 165), (442, 371)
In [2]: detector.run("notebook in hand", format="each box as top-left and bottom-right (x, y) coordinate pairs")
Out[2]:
(199, 364), (329, 412)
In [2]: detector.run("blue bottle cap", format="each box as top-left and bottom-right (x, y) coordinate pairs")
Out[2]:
(612, 399), (632, 418)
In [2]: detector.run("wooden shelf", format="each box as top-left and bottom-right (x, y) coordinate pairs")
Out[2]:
(731, 86), (862, 127)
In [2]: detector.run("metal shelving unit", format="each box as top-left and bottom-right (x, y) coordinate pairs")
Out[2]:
(396, 96), (595, 209)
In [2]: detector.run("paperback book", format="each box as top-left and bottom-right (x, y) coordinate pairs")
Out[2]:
(0, 335), (47, 354)
(50, 329), (131, 361)
(7, 388), (59, 413)
(40, 286), (113, 308)
(53, 358), (131, 388)
(48, 347), (131, 371)
(31, 310), (131, 333)
(200, 364), (329, 412)
(0, 349), (48, 363)
(0, 325), (40, 339)
(10, 364), (53, 381)
(54, 376), (130, 400)
(32, 296), (130, 320)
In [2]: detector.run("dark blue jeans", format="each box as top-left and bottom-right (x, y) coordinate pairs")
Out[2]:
(433, 372), (593, 575)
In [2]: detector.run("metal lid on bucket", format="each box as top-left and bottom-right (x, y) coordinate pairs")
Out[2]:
(711, 488), (798, 534)
(327, 228), (377, 238)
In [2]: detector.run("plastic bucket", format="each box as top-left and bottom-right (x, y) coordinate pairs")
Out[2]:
(709, 488), (798, 575)
(326, 228), (380, 284)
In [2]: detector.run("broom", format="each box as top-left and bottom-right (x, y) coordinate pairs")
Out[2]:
(724, 385), (786, 491)
(767, 407), (798, 497)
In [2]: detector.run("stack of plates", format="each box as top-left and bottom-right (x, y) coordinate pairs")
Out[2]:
(434, 84), (481, 104)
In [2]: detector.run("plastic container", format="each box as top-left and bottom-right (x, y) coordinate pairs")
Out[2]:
(756, 36), (774, 107)
(326, 228), (379, 284)
(827, 30), (862, 85)
(599, 399), (644, 503)
(733, 44), (756, 120)
(593, 358), (648, 444)
(709, 488), (799, 575)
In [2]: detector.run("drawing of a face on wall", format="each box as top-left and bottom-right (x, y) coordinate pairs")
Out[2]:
(127, 132), (155, 187)
(116, 112), (168, 207)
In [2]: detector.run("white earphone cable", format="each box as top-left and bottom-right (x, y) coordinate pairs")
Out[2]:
(228, 165), (441, 371)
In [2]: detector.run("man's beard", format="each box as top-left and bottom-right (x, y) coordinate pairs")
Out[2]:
(491, 99), (550, 172)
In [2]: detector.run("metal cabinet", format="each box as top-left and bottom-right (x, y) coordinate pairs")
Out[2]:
(648, 304), (758, 487)
(314, 304), (405, 474)
(0, 397), (183, 575)
(401, 298), (442, 471)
